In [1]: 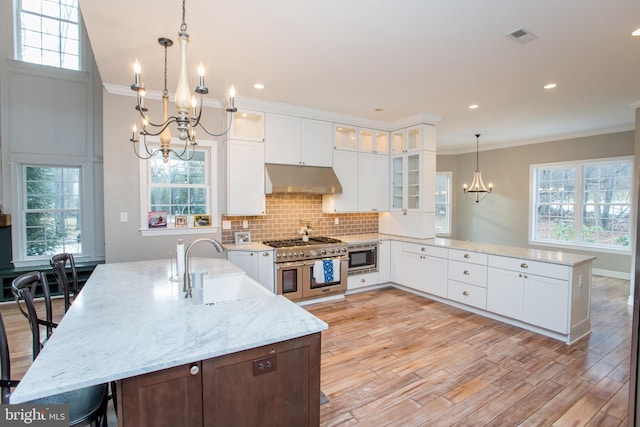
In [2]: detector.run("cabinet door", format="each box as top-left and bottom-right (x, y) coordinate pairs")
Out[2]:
(265, 113), (301, 165)
(378, 240), (391, 283)
(229, 110), (264, 142)
(406, 153), (421, 210)
(523, 274), (569, 333)
(403, 252), (447, 297)
(390, 240), (403, 284)
(202, 333), (321, 427)
(358, 153), (389, 212)
(322, 150), (358, 212)
(487, 268), (524, 320)
(391, 155), (404, 210)
(226, 140), (265, 215)
(402, 252), (427, 292)
(334, 124), (357, 150)
(118, 362), (203, 427)
(227, 251), (259, 282)
(301, 118), (332, 167)
(257, 250), (275, 293)
(374, 131), (390, 154)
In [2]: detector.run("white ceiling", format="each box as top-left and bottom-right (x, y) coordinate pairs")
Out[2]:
(79, 0), (640, 153)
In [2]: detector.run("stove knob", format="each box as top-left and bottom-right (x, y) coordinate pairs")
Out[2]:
(320, 249), (326, 255)
(342, 248), (347, 253)
(329, 249), (335, 254)
(309, 250), (317, 257)
(276, 253), (281, 258)
(287, 252), (292, 257)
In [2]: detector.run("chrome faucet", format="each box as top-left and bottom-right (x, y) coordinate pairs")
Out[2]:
(184, 237), (224, 298)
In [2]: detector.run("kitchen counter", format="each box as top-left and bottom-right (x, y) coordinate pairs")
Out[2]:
(10, 257), (327, 403)
(336, 234), (595, 267)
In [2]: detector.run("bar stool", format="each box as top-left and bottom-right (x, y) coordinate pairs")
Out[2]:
(11, 271), (57, 359)
(50, 253), (79, 313)
(0, 311), (109, 426)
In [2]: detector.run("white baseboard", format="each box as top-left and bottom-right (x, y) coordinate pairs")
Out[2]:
(592, 268), (630, 280)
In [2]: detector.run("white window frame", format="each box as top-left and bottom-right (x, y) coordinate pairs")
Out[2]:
(14, 0), (81, 71)
(529, 156), (633, 254)
(139, 138), (219, 237)
(436, 171), (452, 236)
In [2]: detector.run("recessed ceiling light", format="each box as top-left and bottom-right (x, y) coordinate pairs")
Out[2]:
(254, 83), (264, 89)
(544, 83), (558, 89)
(632, 28), (640, 36)
(469, 104), (479, 109)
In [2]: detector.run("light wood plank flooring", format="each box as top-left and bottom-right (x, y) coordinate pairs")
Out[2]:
(1, 275), (632, 426)
(306, 275), (631, 426)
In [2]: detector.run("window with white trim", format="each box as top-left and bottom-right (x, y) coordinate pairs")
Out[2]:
(23, 165), (82, 258)
(435, 172), (452, 235)
(16, 0), (80, 70)
(140, 142), (216, 233)
(531, 157), (632, 250)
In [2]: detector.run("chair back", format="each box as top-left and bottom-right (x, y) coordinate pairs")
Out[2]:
(0, 312), (12, 404)
(11, 271), (56, 360)
(50, 253), (78, 313)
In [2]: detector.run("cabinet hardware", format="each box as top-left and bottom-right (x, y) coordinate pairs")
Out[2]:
(361, 278), (366, 283)
(421, 247), (426, 251)
(463, 270), (470, 275)
(519, 273), (523, 278)
(253, 355), (277, 376)
(263, 252), (269, 256)
(524, 275), (528, 279)
(463, 291), (469, 296)
(189, 365), (200, 376)
(464, 253), (470, 259)
(250, 253), (254, 256)
(520, 263), (528, 269)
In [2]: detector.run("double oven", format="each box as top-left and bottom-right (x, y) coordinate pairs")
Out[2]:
(264, 237), (348, 301)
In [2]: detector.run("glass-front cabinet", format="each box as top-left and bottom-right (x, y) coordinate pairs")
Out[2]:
(392, 153), (422, 212)
(359, 129), (389, 153)
(391, 124), (435, 153)
(227, 110), (264, 142)
(334, 125), (357, 150)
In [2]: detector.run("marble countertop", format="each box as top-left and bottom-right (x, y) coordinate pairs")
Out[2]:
(223, 242), (273, 251)
(10, 258), (327, 403)
(335, 234), (595, 266)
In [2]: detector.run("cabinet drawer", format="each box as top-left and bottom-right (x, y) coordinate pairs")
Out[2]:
(347, 272), (380, 290)
(488, 255), (569, 280)
(448, 280), (486, 309)
(403, 242), (448, 258)
(448, 249), (488, 265)
(448, 260), (487, 287)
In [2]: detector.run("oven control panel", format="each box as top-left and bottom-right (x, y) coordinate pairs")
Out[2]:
(275, 245), (347, 261)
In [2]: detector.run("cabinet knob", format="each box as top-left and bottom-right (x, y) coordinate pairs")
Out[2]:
(520, 263), (528, 269)
(421, 247), (426, 252)
(189, 365), (200, 376)
(361, 278), (366, 283)
(250, 253), (254, 256)
(463, 270), (470, 275)
(463, 291), (469, 296)
(464, 253), (470, 259)
(519, 273), (523, 278)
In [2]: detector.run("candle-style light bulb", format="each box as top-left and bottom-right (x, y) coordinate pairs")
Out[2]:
(191, 95), (197, 117)
(229, 85), (236, 109)
(133, 59), (141, 87)
(198, 63), (205, 87)
(131, 124), (137, 141)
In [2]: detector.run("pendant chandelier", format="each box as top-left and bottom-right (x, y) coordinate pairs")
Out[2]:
(463, 134), (493, 203)
(129, 0), (237, 162)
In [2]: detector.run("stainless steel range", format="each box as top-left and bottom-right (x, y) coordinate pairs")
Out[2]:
(263, 237), (348, 301)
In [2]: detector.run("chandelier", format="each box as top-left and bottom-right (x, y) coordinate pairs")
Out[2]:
(129, 0), (237, 162)
(463, 134), (493, 203)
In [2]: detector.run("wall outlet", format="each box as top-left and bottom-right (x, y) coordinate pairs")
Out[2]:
(120, 212), (128, 222)
(222, 220), (231, 230)
(334, 217), (339, 225)
(243, 220), (249, 229)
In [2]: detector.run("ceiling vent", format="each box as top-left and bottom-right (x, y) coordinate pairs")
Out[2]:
(507, 27), (538, 43)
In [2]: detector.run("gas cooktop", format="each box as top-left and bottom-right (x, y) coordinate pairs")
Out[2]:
(262, 236), (342, 248)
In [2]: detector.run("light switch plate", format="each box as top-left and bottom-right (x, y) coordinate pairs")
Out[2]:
(242, 220), (249, 229)
(222, 220), (231, 230)
(120, 212), (128, 222)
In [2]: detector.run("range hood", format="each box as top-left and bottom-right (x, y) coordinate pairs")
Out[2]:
(265, 164), (343, 194)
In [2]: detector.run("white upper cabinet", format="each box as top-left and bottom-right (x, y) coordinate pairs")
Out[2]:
(265, 113), (332, 167)
(334, 125), (358, 150)
(358, 129), (389, 154)
(222, 140), (265, 215)
(358, 152), (390, 212)
(391, 150), (436, 213)
(391, 124), (436, 153)
(227, 110), (265, 142)
(322, 150), (359, 213)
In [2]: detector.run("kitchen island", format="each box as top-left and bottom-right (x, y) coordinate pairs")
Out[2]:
(10, 258), (327, 426)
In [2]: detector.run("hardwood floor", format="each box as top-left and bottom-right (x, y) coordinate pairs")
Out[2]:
(306, 275), (632, 426)
(0, 275), (632, 426)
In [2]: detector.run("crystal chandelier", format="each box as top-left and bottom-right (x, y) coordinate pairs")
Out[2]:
(463, 134), (493, 203)
(129, 0), (237, 162)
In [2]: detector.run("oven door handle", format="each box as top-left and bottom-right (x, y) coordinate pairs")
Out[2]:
(275, 261), (305, 269)
(303, 256), (348, 266)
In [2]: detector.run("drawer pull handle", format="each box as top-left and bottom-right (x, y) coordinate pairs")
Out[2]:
(463, 270), (470, 275)
(464, 253), (470, 259)
(421, 247), (426, 252)
(463, 291), (469, 296)
(521, 263), (528, 269)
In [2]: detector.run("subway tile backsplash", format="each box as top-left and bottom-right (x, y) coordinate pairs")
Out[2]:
(221, 194), (378, 244)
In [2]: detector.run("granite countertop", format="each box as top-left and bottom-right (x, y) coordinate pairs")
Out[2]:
(10, 258), (327, 403)
(335, 234), (596, 267)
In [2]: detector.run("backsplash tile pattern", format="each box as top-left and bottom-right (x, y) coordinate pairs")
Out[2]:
(221, 194), (378, 243)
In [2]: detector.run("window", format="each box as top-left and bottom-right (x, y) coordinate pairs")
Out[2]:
(16, 0), (80, 70)
(531, 157), (632, 250)
(24, 165), (82, 258)
(140, 142), (216, 233)
(436, 172), (452, 235)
